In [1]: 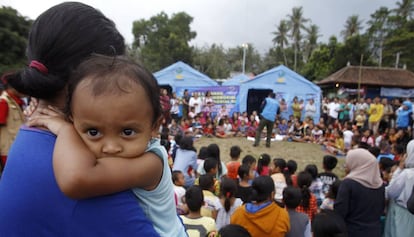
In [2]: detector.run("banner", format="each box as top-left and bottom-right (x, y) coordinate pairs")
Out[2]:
(176, 86), (240, 117)
(381, 87), (414, 98)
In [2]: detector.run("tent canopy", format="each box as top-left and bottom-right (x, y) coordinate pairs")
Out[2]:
(153, 61), (218, 92)
(222, 74), (251, 86)
(237, 65), (321, 121)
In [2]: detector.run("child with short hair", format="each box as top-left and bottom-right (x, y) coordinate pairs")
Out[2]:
(199, 174), (221, 220)
(283, 186), (311, 237)
(305, 164), (325, 206)
(320, 179), (341, 211)
(235, 164), (254, 203)
(226, 145), (242, 181)
(318, 155), (339, 195)
(28, 55), (186, 236)
(218, 224), (251, 237)
(180, 186), (217, 237)
(172, 170), (187, 215)
(270, 158), (289, 203)
(257, 153), (271, 176)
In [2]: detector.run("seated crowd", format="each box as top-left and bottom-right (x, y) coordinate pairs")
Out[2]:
(160, 92), (414, 236)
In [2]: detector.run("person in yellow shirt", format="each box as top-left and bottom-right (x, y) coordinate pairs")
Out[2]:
(368, 96), (384, 136)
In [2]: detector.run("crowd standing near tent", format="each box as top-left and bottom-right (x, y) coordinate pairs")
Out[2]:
(155, 84), (414, 236)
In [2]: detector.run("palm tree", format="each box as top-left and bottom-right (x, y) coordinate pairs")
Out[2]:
(395, 0), (414, 21)
(341, 15), (363, 41)
(367, 7), (390, 67)
(287, 6), (309, 71)
(304, 24), (321, 62)
(272, 20), (290, 66)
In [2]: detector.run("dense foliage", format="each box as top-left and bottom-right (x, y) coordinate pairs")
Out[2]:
(2, 1), (414, 81)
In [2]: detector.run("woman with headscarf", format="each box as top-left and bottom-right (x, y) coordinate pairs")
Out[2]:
(334, 148), (385, 237)
(396, 100), (413, 130)
(384, 140), (414, 237)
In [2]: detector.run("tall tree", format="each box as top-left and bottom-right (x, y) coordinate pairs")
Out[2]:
(367, 7), (390, 67)
(272, 20), (290, 66)
(396, 0), (414, 21)
(132, 12), (196, 71)
(0, 6), (32, 74)
(287, 7), (308, 71)
(303, 24), (321, 63)
(341, 15), (363, 41)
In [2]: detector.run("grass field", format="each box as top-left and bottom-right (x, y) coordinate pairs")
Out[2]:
(193, 136), (346, 178)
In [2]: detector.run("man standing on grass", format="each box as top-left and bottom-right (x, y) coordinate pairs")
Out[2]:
(253, 92), (279, 148)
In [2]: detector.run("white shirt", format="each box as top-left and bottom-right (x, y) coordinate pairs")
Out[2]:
(343, 130), (354, 145)
(328, 102), (340, 119)
(189, 97), (202, 114)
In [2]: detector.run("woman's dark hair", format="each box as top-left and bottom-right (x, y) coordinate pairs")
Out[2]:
(297, 171), (313, 209)
(238, 164), (251, 180)
(220, 178), (238, 213)
(179, 136), (196, 152)
(304, 164), (319, 180)
(219, 224), (251, 237)
(312, 210), (347, 237)
(273, 158), (292, 185)
(257, 153), (271, 175)
(11, 2), (125, 100)
(185, 186), (204, 212)
(283, 186), (302, 209)
(251, 176), (274, 203)
(66, 55), (162, 128)
(207, 143), (223, 176)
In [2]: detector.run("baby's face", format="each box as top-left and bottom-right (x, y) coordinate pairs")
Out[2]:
(71, 77), (156, 159)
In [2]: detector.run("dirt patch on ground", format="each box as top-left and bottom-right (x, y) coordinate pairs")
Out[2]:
(193, 137), (346, 178)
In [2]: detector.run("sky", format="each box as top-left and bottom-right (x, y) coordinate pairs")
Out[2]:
(2, 0), (398, 53)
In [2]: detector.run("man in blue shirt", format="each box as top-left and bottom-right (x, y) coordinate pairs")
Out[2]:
(253, 92), (279, 148)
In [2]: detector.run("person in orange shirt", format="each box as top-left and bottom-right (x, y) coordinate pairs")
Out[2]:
(226, 145), (242, 181)
(231, 176), (290, 236)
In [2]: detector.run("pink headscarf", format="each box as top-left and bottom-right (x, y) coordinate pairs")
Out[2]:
(345, 148), (383, 189)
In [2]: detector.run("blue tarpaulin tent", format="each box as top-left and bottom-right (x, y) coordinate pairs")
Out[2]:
(153, 61), (218, 92)
(222, 74), (251, 86)
(236, 65), (321, 121)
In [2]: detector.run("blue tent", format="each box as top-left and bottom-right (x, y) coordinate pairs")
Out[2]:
(222, 74), (250, 86)
(153, 61), (218, 92)
(237, 65), (321, 121)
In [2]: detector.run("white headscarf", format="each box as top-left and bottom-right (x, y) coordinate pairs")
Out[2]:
(405, 140), (414, 168)
(345, 148), (383, 189)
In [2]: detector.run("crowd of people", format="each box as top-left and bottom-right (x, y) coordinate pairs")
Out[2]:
(160, 93), (414, 236)
(168, 138), (414, 237)
(1, 1), (414, 236)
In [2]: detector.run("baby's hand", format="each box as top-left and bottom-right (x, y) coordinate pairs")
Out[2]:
(23, 97), (39, 118)
(27, 105), (70, 135)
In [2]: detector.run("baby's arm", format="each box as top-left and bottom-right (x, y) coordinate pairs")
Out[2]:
(28, 106), (163, 199)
